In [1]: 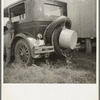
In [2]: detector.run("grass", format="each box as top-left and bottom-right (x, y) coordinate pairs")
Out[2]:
(4, 50), (96, 83)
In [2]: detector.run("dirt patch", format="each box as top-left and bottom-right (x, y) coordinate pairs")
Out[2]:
(4, 51), (96, 83)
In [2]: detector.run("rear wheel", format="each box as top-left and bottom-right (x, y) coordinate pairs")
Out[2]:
(15, 39), (32, 65)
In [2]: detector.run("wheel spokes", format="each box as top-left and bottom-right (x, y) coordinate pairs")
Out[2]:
(18, 43), (29, 63)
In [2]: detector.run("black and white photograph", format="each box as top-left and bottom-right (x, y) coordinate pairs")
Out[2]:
(3, 0), (97, 83)
(2, 0), (99, 100)
(3, 0), (97, 84)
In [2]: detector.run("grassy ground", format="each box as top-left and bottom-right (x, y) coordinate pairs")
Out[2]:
(4, 50), (96, 83)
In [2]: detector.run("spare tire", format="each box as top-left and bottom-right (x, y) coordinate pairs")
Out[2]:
(43, 16), (66, 44)
(51, 28), (77, 56)
(51, 27), (63, 55)
(44, 16), (71, 45)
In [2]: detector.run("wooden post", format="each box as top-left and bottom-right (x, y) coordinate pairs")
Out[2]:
(86, 38), (92, 53)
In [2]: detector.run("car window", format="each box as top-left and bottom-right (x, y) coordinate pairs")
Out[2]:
(44, 4), (63, 17)
(10, 3), (26, 23)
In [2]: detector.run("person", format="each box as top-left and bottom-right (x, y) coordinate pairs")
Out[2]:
(4, 21), (14, 66)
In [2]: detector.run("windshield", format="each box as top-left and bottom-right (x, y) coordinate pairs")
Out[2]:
(44, 4), (63, 18)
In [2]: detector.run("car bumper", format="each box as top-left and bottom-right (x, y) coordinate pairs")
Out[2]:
(32, 45), (54, 58)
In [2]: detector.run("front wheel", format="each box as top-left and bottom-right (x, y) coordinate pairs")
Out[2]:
(15, 39), (32, 65)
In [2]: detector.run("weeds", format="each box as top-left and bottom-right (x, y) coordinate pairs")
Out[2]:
(4, 51), (96, 83)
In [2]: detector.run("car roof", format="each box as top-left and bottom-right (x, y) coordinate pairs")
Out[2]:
(4, 0), (67, 17)
(4, 0), (25, 17)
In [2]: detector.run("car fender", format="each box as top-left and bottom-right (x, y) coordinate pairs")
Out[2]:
(11, 32), (36, 57)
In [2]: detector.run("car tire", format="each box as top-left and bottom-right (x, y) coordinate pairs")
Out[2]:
(15, 39), (32, 65)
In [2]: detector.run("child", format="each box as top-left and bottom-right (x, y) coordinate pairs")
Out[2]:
(4, 21), (14, 66)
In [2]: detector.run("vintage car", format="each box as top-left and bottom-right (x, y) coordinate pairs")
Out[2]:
(4, 0), (77, 65)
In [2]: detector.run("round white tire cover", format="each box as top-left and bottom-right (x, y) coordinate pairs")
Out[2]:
(59, 29), (77, 49)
